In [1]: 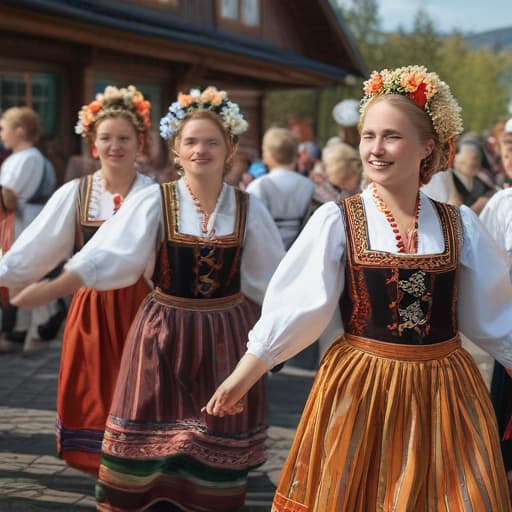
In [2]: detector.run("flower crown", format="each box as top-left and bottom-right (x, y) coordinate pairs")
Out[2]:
(159, 86), (248, 141)
(361, 65), (463, 144)
(75, 85), (151, 137)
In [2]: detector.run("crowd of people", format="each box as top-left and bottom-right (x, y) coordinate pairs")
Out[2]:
(2, 64), (512, 511)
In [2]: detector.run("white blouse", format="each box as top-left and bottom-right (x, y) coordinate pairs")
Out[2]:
(0, 172), (155, 289)
(480, 187), (512, 269)
(246, 188), (512, 370)
(64, 179), (285, 305)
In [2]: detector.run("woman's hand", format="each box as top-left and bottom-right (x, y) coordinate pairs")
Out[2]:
(203, 353), (270, 417)
(11, 280), (52, 309)
(506, 368), (512, 379)
(203, 376), (247, 417)
(10, 271), (84, 309)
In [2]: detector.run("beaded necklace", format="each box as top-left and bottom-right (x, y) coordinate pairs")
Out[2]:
(98, 171), (134, 215)
(370, 183), (420, 254)
(182, 177), (217, 239)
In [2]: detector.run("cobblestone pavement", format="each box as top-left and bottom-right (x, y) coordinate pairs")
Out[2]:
(0, 341), (315, 511)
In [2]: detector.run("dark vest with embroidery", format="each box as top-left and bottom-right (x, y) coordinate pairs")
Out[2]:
(152, 181), (248, 299)
(339, 195), (463, 345)
(74, 174), (103, 253)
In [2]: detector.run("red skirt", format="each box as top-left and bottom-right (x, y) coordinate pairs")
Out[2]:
(56, 277), (150, 475)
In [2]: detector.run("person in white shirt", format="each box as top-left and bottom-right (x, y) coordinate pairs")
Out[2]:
(480, 116), (512, 491)
(0, 86), (155, 474)
(206, 66), (512, 511)
(247, 127), (315, 249)
(10, 86), (284, 511)
(0, 107), (56, 353)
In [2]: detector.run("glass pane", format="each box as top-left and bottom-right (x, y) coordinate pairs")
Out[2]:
(0, 72), (58, 137)
(220, 0), (238, 20)
(242, 0), (259, 26)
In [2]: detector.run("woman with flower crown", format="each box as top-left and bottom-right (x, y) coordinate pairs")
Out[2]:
(205, 66), (512, 511)
(0, 85), (155, 475)
(10, 86), (284, 511)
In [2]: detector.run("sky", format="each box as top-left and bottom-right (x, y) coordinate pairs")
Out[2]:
(336, 0), (512, 34)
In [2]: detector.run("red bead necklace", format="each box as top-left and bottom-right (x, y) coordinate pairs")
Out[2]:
(112, 193), (123, 214)
(183, 177), (216, 238)
(370, 183), (420, 254)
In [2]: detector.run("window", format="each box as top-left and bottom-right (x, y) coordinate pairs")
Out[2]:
(0, 72), (58, 136)
(218, 0), (260, 29)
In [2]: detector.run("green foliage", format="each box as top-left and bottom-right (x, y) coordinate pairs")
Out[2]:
(265, 2), (512, 145)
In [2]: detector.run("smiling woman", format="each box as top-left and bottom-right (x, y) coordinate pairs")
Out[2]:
(0, 85), (155, 475)
(7, 86), (285, 511)
(205, 66), (512, 511)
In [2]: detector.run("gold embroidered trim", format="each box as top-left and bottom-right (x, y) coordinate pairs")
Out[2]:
(160, 181), (248, 246)
(342, 195), (462, 270)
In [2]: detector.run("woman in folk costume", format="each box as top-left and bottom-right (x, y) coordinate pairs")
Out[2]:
(0, 85), (155, 474)
(12, 86), (284, 511)
(206, 65), (512, 511)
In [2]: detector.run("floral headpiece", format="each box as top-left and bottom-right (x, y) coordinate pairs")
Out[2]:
(75, 85), (151, 138)
(159, 86), (248, 142)
(361, 65), (463, 144)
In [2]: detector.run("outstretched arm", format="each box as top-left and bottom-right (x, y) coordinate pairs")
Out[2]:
(204, 354), (269, 417)
(10, 270), (84, 309)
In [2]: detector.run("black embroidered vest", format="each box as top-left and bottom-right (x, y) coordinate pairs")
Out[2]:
(74, 174), (102, 253)
(339, 195), (463, 345)
(152, 181), (248, 299)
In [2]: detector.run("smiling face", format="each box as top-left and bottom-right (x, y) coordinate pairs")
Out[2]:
(175, 116), (232, 181)
(93, 115), (140, 173)
(359, 97), (434, 191)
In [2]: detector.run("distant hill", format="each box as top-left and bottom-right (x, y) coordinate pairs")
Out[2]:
(465, 27), (512, 52)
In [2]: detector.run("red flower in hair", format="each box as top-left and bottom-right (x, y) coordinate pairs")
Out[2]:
(409, 82), (428, 108)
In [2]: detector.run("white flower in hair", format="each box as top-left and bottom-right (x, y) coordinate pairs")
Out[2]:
(159, 86), (248, 141)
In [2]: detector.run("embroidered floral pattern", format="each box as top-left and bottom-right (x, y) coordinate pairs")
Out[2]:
(398, 270), (427, 298)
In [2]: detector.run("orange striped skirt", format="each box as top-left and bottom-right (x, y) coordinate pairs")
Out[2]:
(272, 334), (511, 512)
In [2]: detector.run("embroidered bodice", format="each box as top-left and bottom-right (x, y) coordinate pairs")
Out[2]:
(339, 195), (463, 345)
(74, 174), (104, 251)
(153, 181), (248, 299)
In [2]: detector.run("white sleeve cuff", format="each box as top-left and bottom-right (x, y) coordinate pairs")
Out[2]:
(64, 257), (97, 288)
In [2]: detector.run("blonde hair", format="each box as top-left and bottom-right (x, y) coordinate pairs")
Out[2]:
(262, 127), (298, 166)
(322, 142), (361, 187)
(359, 94), (446, 185)
(2, 107), (42, 143)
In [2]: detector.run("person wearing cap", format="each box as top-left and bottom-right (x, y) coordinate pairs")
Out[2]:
(332, 98), (361, 148)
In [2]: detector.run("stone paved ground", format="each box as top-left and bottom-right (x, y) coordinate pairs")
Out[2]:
(0, 341), (314, 511)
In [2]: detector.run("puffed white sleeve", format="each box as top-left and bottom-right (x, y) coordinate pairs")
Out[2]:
(479, 189), (512, 267)
(0, 180), (78, 289)
(459, 205), (512, 368)
(246, 201), (346, 367)
(241, 195), (285, 304)
(64, 183), (161, 290)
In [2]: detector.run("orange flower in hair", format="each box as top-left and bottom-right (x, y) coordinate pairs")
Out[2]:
(75, 85), (152, 137)
(360, 65), (463, 144)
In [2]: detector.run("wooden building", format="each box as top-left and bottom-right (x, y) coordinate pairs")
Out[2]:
(0, 0), (366, 181)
